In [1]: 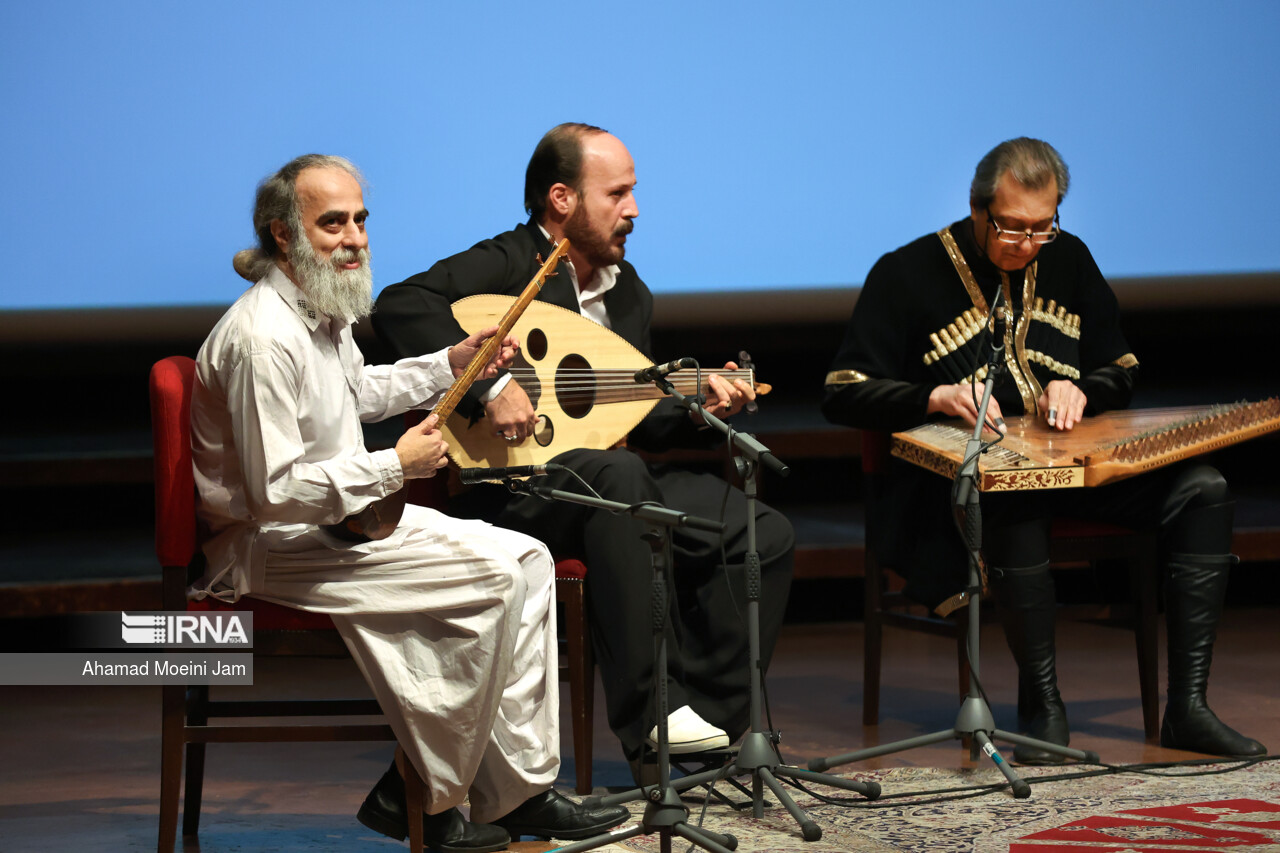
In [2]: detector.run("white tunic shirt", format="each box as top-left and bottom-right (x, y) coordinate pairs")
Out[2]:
(191, 265), (454, 599)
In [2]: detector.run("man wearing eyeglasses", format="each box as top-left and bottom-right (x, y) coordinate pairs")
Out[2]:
(822, 137), (1264, 764)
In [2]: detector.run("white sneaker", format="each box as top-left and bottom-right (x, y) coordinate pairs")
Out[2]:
(646, 705), (730, 754)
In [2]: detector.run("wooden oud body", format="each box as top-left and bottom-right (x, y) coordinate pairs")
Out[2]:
(443, 295), (672, 469)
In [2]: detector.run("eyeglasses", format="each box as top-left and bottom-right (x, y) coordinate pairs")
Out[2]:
(986, 208), (1060, 245)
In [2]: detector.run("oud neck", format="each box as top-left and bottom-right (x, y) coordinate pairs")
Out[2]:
(431, 241), (570, 420)
(636, 368), (755, 400)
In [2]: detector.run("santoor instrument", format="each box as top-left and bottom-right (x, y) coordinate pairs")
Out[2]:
(891, 399), (1280, 491)
(323, 240), (571, 543)
(442, 296), (771, 469)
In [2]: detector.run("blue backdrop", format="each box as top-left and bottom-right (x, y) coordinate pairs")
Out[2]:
(3, 0), (1278, 309)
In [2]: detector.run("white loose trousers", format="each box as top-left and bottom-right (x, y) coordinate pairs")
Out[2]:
(250, 503), (559, 821)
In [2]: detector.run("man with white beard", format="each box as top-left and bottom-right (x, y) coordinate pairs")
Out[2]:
(191, 154), (629, 851)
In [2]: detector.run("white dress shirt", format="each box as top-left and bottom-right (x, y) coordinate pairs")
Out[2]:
(188, 266), (561, 814)
(191, 265), (454, 598)
(537, 222), (620, 328)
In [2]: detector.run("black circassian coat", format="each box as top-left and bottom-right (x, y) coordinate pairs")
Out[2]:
(822, 217), (1138, 606)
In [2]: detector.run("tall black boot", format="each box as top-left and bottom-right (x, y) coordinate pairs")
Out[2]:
(994, 562), (1069, 765)
(1160, 552), (1266, 756)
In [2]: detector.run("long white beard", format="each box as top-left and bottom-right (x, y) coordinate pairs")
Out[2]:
(289, 237), (374, 321)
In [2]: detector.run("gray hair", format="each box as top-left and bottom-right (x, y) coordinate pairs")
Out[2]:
(233, 153), (365, 281)
(970, 138), (1070, 210)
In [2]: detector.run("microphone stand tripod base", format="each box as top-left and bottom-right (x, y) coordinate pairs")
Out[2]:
(501, 478), (736, 853)
(608, 377), (880, 841)
(728, 731), (882, 842)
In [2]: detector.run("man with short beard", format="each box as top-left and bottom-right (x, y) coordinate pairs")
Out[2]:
(375, 125), (796, 777)
(192, 154), (629, 850)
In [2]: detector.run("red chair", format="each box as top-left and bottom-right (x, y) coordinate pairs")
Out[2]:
(859, 429), (1161, 739)
(402, 412), (597, 795)
(150, 356), (426, 852)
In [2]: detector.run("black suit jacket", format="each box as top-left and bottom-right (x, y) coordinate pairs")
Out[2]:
(374, 219), (711, 452)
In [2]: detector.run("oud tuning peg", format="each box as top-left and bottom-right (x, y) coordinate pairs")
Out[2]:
(534, 252), (560, 277)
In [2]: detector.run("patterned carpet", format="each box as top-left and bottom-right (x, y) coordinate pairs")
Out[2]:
(574, 758), (1280, 853)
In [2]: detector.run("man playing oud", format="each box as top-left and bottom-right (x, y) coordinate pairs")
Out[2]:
(375, 124), (795, 776)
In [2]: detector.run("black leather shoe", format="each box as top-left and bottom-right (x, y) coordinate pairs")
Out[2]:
(1161, 695), (1267, 757)
(356, 763), (510, 853)
(492, 789), (630, 841)
(1012, 695), (1070, 766)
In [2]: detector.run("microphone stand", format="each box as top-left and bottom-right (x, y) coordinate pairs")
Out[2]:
(808, 290), (1097, 794)
(501, 477), (738, 853)
(583, 372), (880, 843)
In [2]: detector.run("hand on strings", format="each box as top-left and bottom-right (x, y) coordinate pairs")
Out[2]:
(1038, 380), (1087, 431)
(396, 414), (449, 479)
(928, 382), (1006, 434)
(448, 325), (519, 379)
(484, 380), (538, 442)
(692, 361), (756, 423)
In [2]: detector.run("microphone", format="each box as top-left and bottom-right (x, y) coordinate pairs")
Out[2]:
(458, 463), (563, 485)
(989, 289), (1007, 355)
(634, 357), (697, 384)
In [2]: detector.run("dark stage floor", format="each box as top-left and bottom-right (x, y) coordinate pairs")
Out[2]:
(2, 611), (1277, 852)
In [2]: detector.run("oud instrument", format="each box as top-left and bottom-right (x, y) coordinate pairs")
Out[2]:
(443, 295), (771, 469)
(323, 241), (570, 542)
(892, 399), (1280, 491)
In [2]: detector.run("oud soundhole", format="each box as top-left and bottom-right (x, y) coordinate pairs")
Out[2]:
(526, 327), (548, 360)
(556, 354), (594, 419)
(534, 415), (554, 447)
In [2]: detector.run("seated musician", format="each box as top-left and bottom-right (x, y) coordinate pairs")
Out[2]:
(191, 154), (628, 849)
(822, 137), (1265, 763)
(374, 124), (796, 777)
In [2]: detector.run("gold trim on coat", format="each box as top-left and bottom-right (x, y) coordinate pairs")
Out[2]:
(937, 227), (1039, 411)
(1010, 265), (1044, 411)
(1030, 297), (1082, 340)
(825, 369), (870, 385)
(1026, 349), (1082, 380)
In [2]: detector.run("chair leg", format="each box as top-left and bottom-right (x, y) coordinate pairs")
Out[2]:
(862, 555), (884, 726)
(182, 743), (207, 837)
(396, 746), (424, 853)
(1132, 546), (1162, 740)
(561, 579), (595, 794)
(158, 684), (184, 852)
(182, 685), (209, 837)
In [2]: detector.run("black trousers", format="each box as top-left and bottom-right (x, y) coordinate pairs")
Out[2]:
(981, 462), (1232, 568)
(461, 447), (795, 758)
